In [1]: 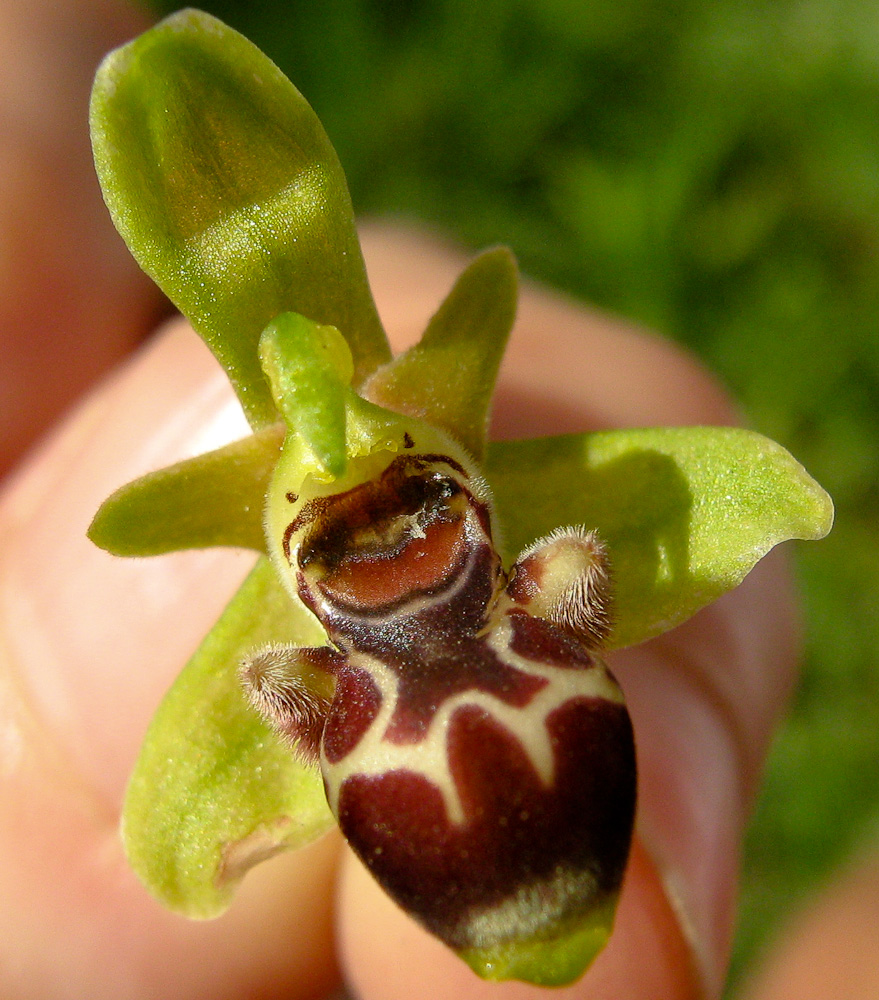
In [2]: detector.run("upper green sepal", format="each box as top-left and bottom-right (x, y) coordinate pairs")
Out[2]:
(90, 8), (390, 428)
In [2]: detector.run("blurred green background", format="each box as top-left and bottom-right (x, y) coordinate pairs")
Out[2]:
(149, 0), (879, 993)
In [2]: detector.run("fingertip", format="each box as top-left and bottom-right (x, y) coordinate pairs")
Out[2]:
(336, 837), (700, 1000)
(0, 318), (253, 807)
(0, 0), (166, 475)
(0, 315), (345, 997)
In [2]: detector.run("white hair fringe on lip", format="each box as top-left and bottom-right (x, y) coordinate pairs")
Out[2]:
(512, 526), (613, 649)
(240, 643), (331, 764)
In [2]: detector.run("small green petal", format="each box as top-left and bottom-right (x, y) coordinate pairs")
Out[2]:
(260, 313), (353, 480)
(258, 307), (471, 504)
(362, 247), (518, 459)
(122, 556), (332, 918)
(88, 424), (283, 556)
(486, 427), (834, 649)
(90, 9), (389, 428)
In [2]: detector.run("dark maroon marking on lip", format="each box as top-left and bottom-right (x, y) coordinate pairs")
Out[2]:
(403, 432), (415, 449)
(317, 517), (467, 610)
(379, 636), (548, 744)
(289, 456), (471, 573)
(300, 645), (347, 675)
(282, 521), (295, 562)
(322, 665), (384, 764)
(448, 700), (636, 863)
(283, 493), (338, 562)
(312, 537), (500, 653)
(335, 695), (635, 949)
(285, 491), (298, 504)
(295, 569), (321, 620)
(263, 445), (637, 962)
(405, 453), (469, 478)
(543, 696), (636, 890)
(506, 560), (541, 605)
(507, 609), (599, 671)
(468, 494), (493, 539)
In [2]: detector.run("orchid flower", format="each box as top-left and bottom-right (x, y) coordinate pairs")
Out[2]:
(88, 9), (832, 986)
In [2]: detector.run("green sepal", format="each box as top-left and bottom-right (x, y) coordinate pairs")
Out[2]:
(121, 556), (332, 918)
(90, 9), (390, 428)
(88, 424), (284, 556)
(362, 246), (518, 459)
(260, 313), (354, 480)
(486, 426), (834, 649)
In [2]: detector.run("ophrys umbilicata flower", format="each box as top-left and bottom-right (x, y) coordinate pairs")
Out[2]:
(88, 9), (833, 986)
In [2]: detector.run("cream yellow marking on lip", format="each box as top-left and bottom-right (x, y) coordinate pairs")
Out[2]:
(485, 615), (625, 706)
(322, 616), (625, 828)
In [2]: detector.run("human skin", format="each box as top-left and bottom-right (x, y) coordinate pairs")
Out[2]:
(0, 0), (166, 477)
(0, 217), (799, 999)
(0, 2), (841, 998)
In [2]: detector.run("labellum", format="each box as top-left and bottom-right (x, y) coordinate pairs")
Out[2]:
(244, 418), (637, 983)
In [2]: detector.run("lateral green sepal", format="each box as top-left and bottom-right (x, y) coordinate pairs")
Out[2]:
(121, 556), (332, 918)
(486, 426), (834, 649)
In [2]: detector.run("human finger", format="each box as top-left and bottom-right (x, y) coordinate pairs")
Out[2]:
(0, 0), (166, 476)
(0, 319), (341, 999)
(338, 223), (800, 999)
